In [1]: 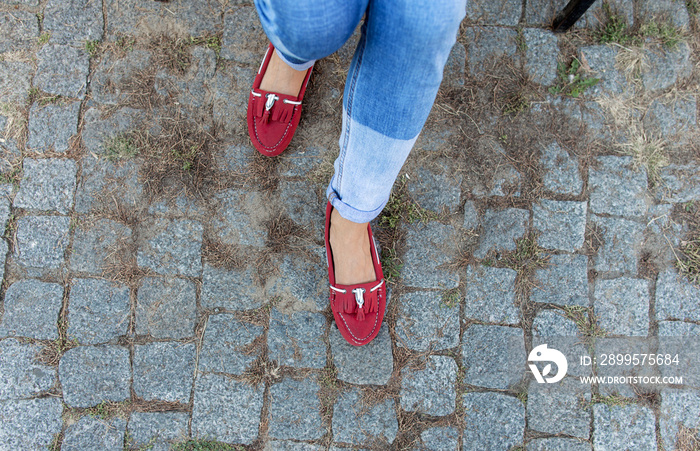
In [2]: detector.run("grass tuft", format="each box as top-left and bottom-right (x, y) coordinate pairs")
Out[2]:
(549, 58), (599, 98)
(441, 287), (461, 308)
(171, 440), (241, 451)
(677, 237), (700, 285)
(104, 133), (138, 162)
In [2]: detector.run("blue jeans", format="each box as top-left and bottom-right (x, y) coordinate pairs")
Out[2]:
(254, 0), (466, 222)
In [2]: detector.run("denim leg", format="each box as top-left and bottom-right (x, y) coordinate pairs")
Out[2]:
(327, 0), (467, 223)
(253, 0), (368, 69)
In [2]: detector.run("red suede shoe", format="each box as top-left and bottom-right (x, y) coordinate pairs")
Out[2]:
(247, 43), (313, 157)
(325, 202), (386, 346)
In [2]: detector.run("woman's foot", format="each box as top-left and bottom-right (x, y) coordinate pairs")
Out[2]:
(329, 208), (376, 285)
(259, 49), (309, 97)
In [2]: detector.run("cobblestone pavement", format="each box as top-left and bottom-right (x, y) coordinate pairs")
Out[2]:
(1, 0), (700, 450)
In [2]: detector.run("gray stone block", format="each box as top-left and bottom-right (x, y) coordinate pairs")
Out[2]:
(43, 0), (104, 44)
(594, 337), (655, 397)
(0, 398), (63, 450)
(268, 309), (326, 369)
(532, 310), (591, 377)
(136, 277), (197, 339)
(639, 0), (690, 28)
(462, 392), (525, 450)
(266, 441), (325, 451)
(656, 268), (700, 322)
(81, 107), (145, 156)
(589, 156), (648, 218)
(526, 438), (592, 451)
(128, 412), (189, 450)
(70, 218), (132, 275)
(579, 46), (626, 96)
(581, 0), (634, 29)
(464, 265), (519, 324)
(594, 277), (650, 336)
(466, 0), (521, 25)
(332, 387), (398, 446)
(0, 239), (6, 283)
(660, 389), (700, 450)
(269, 377), (323, 440)
(62, 416), (126, 451)
(27, 102), (80, 153)
(267, 248), (327, 312)
(528, 379), (591, 438)
(278, 179), (324, 242)
(407, 164), (462, 214)
(0, 10), (38, 52)
(191, 373), (263, 445)
(0, 280), (62, 340)
(593, 404), (656, 450)
(68, 278), (130, 344)
(531, 254), (588, 306)
(523, 28), (558, 85)
(0, 61), (33, 104)
(396, 290), (460, 352)
(541, 142), (583, 196)
(216, 141), (255, 174)
(400, 356), (458, 416)
(462, 325), (525, 389)
(59, 345), (131, 407)
(643, 97), (698, 146)
(221, 6), (267, 64)
(201, 263), (265, 311)
(0, 339), (55, 400)
(330, 325), (393, 385)
(654, 164), (700, 204)
(444, 42), (466, 88)
(420, 427), (460, 451)
(154, 46), (216, 109)
(534, 200), (587, 252)
(402, 222), (459, 288)
(592, 215), (644, 274)
(642, 42), (692, 91)
(474, 208), (529, 259)
(464, 27), (519, 75)
(15, 158), (77, 214)
(199, 313), (263, 375)
(89, 50), (153, 106)
(137, 218), (203, 277)
(34, 44), (89, 99)
(213, 62), (254, 136)
(74, 157), (143, 214)
(14, 215), (70, 268)
(211, 188), (269, 247)
(134, 341), (196, 403)
(463, 201), (479, 229)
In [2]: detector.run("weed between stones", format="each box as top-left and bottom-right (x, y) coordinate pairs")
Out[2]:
(549, 58), (600, 98)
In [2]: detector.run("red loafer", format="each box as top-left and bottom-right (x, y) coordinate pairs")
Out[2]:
(325, 202), (386, 346)
(247, 43), (313, 157)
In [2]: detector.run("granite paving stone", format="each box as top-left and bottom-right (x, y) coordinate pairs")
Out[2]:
(655, 268), (700, 322)
(395, 290), (460, 352)
(658, 321), (700, 386)
(592, 215), (644, 274)
(213, 62), (254, 135)
(0, 398), (63, 450)
(403, 222), (459, 288)
(594, 277), (650, 336)
(474, 208), (529, 259)
(526, 438), (592, 451)
(269, 377), (324, 441)
(136, 277), (197, 339)
(89, 50), (153, 106)
(594, 337), (656, 397)
(528, 378), (591, 439)
(69, 218), (132, 274)
(216, 141), (256, 174)
(579, 45), (627, 96)
(266, 248), (327, 312)
(67, 278), (130, 344)
(61, 416), (126, 451)
(463, 200), (478, 229)
(137, 218), (203, 277)
(540, 142), (583, 196)
(154, 46), (217, 109)
(191, 373), (263, 445)
(278, 179), (324, 242)
(407, 164), (462, 214)
(400, 356), (458, 416)
(643, 97), (698, 146)
(128, 412), (190, 450)
(133, 341), (196, 403)
(14, 215), (70, 268)
(463, 265), (519, 324)
(80, 107), (145, 156)
(59, 345), (131, 407)
(74, 157), (144, 213)
(0, 239), (6, 282)
(0, 184), (10, 228)
(522, 28), (558, 85)
(0, 280), (62, 340)
(639, 0), (690, 28)
(642, 42), (693, 91)
(593, 404), (657, 450)
(268, 309), (326, 369)
(34, 44), (89, 99)
(330, 325), (393, 385)
(0, 338), (55, 400)
(279, 147), (325, 178)
(465, 0), (521, 26)
(27, 101), (80, 153)
(462, 392), (525, 450)
(415, 126), (454, 153)
(43, 0), (104, 44)
(221, 6), (266, 64)
(654, 164), (700, 203)
(267, 441), (325, 451)
(462, 325), (525, 389)
(525, 0), (632, 28)
(470, 139), (522, 197)
(533, 200), (587, 252)
(660, 389), (700, 450)
(532, 309), (591, 377)
(444, 42), (466, 88)
(463, 27), (519, 75)
(199, 313), (263, 375)
(0, 10), (39, 52)
(14, 158), (77, 214)
(211, 188), (269, 247)
(201, 263), (265, 311)
(420, 427), (460, 451)
(531, 254), (588, 306)
(332, 387), (398, 446)
(589, 156), (648, 218)
(0, 61), (33, 104)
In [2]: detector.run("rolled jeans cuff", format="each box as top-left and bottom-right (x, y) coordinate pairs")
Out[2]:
(274, 49), (316, 72)
(326, 188), (389, 224)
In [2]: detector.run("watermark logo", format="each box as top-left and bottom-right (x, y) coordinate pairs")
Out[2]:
(528, 344), (568, 383)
